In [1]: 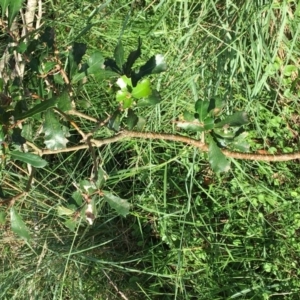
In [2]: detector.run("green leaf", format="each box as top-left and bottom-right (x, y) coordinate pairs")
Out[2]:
(17, 41), (27, 54)
(43, 110), (69, 150)
(104, 191), (130, 217)
(114, 41), (124, 70)
(87, 51), (105, 75)
(71, 71), (86, 84)
(215, 111), (248, 128)
(208, 97), (224, 116)
(132, 79), (152, 99)
(39, 61), (56, 74)
(68, 42), (87, 79)
(136, 116), (146, 131)
(56, 91), (72, 111)
(95, 166), (108, 189)
(107, 110), (121, 132)
(53, 73), (66, 85)
(12, 128), (26, 145)
(64, 219), (77, 232)
(10, 207), (31, 241)
(7, 0), (25, 29)
(104, 58), (121, 74)
(72, 191), (83, 206)
(231, 132), (250, 152)
(123, 97), (133, 109)
(21, 124), (32, 140)
(79, 179), (97, 195)
(123, 37), (142, 77)
(136, 90), (161, 107)
(57, 206), (74, 216)
(132, 54), (167, 87)
(10, 151), (48, 168)
(126, 109), (138, 130)
(15, 98), (57, 120)
(283, 65), (297, 77)
(195, 100), (210, 122)
(116, 90), (131, 102)
(204, 117), (215, 130)
(208, 135), (231, 173)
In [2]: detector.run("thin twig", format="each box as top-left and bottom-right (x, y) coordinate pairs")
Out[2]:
(26, 130), (300, 162)
(102, 270), (128, 300)
(67, 109), (100, 123)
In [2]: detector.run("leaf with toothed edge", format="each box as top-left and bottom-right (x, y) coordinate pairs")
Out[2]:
(208, 135), (231, 173)
(123, 37), (142, 77)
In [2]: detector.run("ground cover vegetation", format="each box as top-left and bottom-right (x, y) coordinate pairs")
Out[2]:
(0, 0), (300, 299)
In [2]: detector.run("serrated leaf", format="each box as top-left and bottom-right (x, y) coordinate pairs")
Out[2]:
(132, 54), (167, 87)
(104, 191), (130, 217)
(43, 110), (69, 150)
(71, 42), (87, 65)
(136, 89), (161, 107)
(15, 98), (57, 120)
(123, 97), (133, 109)
(126, 109), (138, 130)
(215, 111), (248, 128)
(87, 51), (104, 75)
(12, 128), (26, 145)
(231, 132), (250, 152)
(10, 151), (48, 168)
(204, 117), (215, 130)
(56, 91), (72, 111)
(104, 58), (122, 74)
(136, 116), (146, 131)
(195, 99), (210, 122)
(68, 42), (87, 79)
(79, 179), (97, 195)
(107, 110), (121, 132)
(132, 78), (152, 99)
(123, 37), (142, 77)
(10, 207), (31, 241)
(114, 41), (124, 70)
(64, 219), (77, 232)
(72, 191), (83, 206)
(207, 97), (224, 116)
(116, 89), (131, 102)
(208, 135), (231, 173)
(7, 0), (25, 29)
(96, 165), (108, 189)
(116, 75), (132, 90)
(57, 206), (74, 216)
(21, 124), (32, 140)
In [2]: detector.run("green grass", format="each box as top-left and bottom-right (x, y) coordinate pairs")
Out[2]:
(1, 0), (300, 299)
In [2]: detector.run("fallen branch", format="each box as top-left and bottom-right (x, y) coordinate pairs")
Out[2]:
(28, 130), (300, 162)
